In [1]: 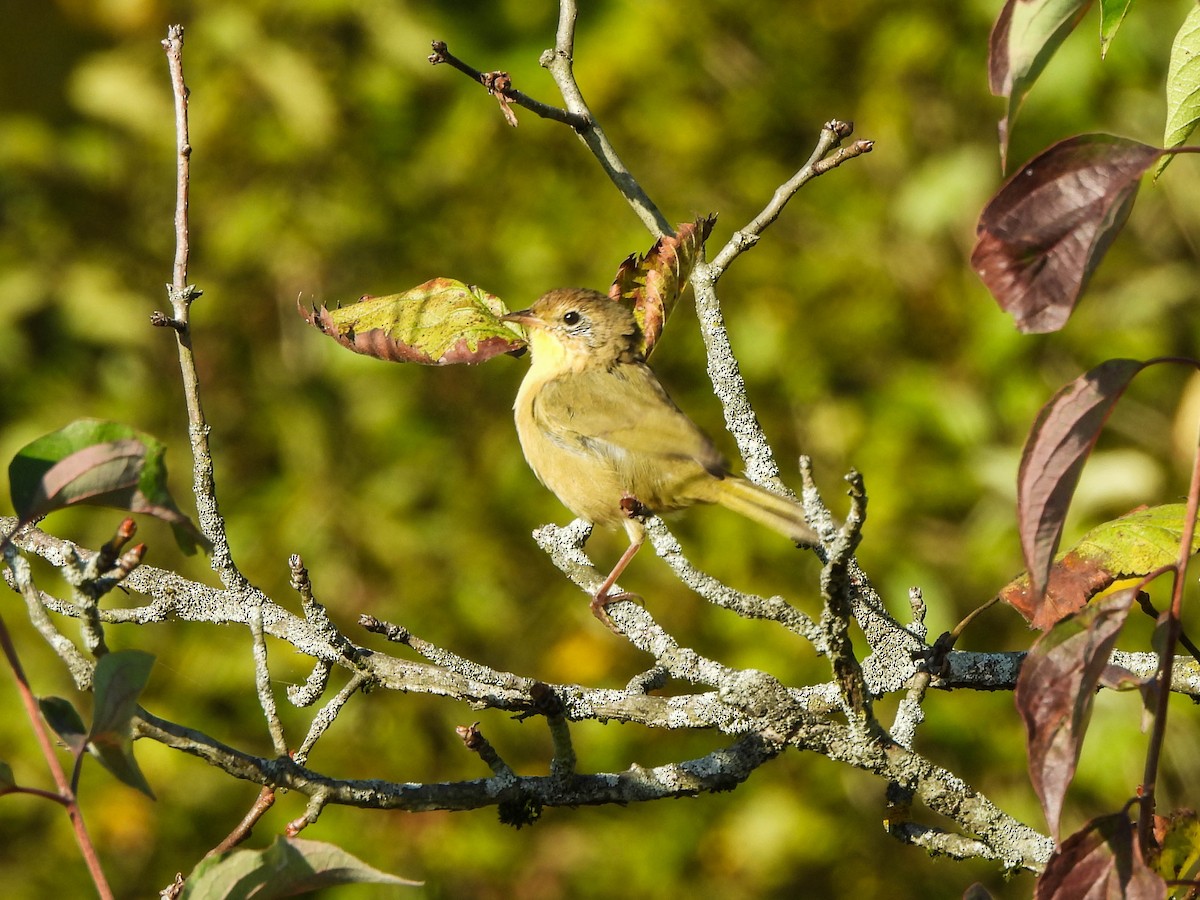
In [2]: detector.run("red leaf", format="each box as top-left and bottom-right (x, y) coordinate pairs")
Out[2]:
(1016, 589), (1136, 840)
(972, 135), (1163, 333)
(1018, 358), (1147, 598)
(1035, 810), (1166, 899)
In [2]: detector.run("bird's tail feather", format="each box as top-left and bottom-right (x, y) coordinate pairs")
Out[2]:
(713, 477), (819, 547)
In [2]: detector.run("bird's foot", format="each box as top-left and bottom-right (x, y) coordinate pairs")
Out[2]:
(590, 590), (642, 633)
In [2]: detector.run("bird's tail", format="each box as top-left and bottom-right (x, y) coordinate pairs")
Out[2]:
(713, 476), (819, 547)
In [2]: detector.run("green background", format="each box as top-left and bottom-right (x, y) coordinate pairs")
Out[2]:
(2, 0), (1199, 897)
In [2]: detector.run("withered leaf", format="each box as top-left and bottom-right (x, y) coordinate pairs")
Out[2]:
(1002, 503), (1200, 630)
(608, 215), (716, 356)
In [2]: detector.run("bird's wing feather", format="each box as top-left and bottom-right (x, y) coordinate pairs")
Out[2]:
(533, 363), (727, 475)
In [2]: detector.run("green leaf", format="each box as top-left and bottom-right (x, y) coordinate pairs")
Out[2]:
(39, 696), (89, 756)
(87, 649), (156, 799)
(1071, 503), (1200, 571)
(0, 760), (16, 791)
(180, 836), (422, 899)
(1153, 809), (1200, 884)
(1098, 0), (1134, 58)
(8, 419), (209, 555)
(1157, 3), (1200, 179)
(607, 215), (716, 356)
(988, 0), (1092, 168)
(301, 277), (525, 365)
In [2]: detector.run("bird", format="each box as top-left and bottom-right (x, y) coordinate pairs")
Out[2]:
(501, 287), (819, 626)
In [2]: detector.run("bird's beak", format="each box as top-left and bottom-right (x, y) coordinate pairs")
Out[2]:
(500, 309), (540, 329)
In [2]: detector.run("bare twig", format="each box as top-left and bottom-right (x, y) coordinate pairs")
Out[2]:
(643, 517), (826, 649)
(428, 41), (584, 129)
(458, 723), (516, 779)
(537, 2), (671, 235)
(708, 120), (873, 276)
(249, 608), (288, 757)
(547, 714), (577, 779)
(819, 471), (875, 737)
(294, 672), (370, 765)
(160, 25), (243, 590)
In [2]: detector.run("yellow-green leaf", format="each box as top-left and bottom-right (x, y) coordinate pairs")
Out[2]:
(302, 277), (526, 365)
(1157, 3), (1200, 179)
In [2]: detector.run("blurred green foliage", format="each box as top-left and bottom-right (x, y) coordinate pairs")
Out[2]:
(2, 0), (1199, 897)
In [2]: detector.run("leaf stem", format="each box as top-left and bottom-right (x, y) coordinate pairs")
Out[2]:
(0, 554), (113, 898)
(1137, 417), (1200, 851)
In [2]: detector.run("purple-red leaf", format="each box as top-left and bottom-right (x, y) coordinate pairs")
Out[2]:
(301, 278), (526, 365)
(1016, 588), (1136, 840)
(1018, 358), (1147, 599)
(988, 0), (1092, 169)
(972, 134), (1164, 333)
(608, 215), (716, 356)
(1036, 810), (1166, 899)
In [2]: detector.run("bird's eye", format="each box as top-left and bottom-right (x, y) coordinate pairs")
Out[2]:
(562, 310), (582, 326)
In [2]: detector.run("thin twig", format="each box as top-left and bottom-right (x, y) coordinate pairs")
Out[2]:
(427, 41), (584, 129)
(688, 121), (870, 485)
(818, 471), (875, 738)
(708, 121), (872, 276)
(249, 608), (289, 757)
(161, 25), (243, 590)
(457, 723), (516, 779)
(294, 672), (371, 765)
(1137, 592), (1200, 663)
(643, 517), (826, 649)
(7, 550), (93, 689)
(538, 1), (671, 235)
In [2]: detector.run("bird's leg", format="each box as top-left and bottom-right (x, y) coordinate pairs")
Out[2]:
(589, 499), (648, 629)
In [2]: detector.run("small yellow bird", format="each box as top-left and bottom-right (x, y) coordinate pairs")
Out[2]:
(501, 288), (819, 625)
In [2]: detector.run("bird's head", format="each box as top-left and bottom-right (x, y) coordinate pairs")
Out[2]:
(501, 288), (641, 372)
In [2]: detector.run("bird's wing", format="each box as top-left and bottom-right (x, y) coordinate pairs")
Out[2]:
(533, 363), (728, 475)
